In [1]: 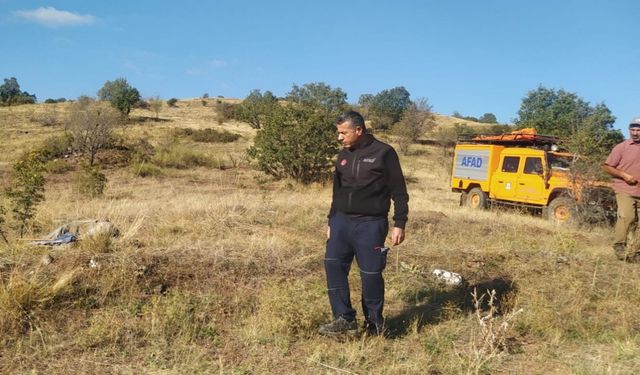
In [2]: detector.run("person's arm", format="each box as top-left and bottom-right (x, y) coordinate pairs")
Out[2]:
(327, 164), (340, 238)
(384, 149), (409, 245)
(602, 163), (638, 185)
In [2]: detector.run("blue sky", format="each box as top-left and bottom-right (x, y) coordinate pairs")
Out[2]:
(1, 0), (638, 131)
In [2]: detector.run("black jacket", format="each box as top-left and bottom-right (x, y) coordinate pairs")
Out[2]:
(329, 134), (409, 229)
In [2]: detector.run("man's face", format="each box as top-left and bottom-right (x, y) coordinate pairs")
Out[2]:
(630, 126), (640, 142)
(336, 121), (363, 148)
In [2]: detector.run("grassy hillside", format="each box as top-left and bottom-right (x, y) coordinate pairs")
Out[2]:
(0, 100), (638, 374)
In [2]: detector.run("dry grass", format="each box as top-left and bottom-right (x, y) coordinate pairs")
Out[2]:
(1, 100), (639, 374)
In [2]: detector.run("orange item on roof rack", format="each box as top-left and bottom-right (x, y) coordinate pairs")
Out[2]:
(468, 128), (557, 145)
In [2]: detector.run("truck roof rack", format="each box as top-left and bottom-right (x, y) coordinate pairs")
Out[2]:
(457, 128), (560, 148)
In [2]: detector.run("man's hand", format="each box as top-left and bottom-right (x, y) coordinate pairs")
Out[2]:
(623, 173), (638, 185)
(603, 164), (638, 185)
(390, 227), (405, 246)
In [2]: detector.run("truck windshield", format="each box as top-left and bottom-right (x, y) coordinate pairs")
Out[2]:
(548, 153), (574, 170)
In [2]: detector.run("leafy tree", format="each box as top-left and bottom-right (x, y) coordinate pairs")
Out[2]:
(357, 93), (375, 117)
(286, 82), (348, 116)
(0, 77), (21, 105)
(149, 96), (163, 119)
(515, 86), (622, 159)
(391, 98), (435, 153)
(0, 77), (36, 106)
(486, 124), (514, 135)
(431, 126), (458, 155)
(214, 102), (240, 125)
(97, 78), (141, 116)
(248, 89), (338, 184)
(237, 89), (279, 129)
(453, 123), (476, 138)
(67, 98), (120, 166)
(367, 86), (411, 130)
(5, 152), (46, 237)
(478, 112), (498, 124)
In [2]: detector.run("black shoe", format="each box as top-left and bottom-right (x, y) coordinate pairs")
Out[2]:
(626, 252), (640, 264)
(318, 317), (357, 337)
(364, 321), (386, 337)
(614, 244), (626, 261)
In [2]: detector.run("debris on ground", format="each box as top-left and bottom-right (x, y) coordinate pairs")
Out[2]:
(31, 219), (119, 246)
(432, 268), (465, 286)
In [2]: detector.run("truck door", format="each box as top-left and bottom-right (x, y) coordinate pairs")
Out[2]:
(490, 156), (520, 200)
(514, 157), (547, 204)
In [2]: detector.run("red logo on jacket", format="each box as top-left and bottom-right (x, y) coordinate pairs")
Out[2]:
(340, 159), (347, 166)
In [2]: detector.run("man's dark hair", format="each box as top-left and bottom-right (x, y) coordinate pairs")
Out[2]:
(336, 110), (366, 132)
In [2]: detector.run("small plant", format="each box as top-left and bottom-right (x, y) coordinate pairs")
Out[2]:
(74, 166), (107, 198)
(214, 102), (239, 125)
(5, 152), (46, 237)
(148, 96), (162, 119)
(0, 205), (8, 244)
(44, 159), (73, 174)
(456, 288), (523, 375)
(130, 161), (164, 177)
(190, 128), (240, 143)
(167, 98), (178, 107)
(37, 133), (74, 162)
(152, 142), (222, 169)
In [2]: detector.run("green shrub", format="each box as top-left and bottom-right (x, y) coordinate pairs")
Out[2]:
(185, 128), (240, 143)
(152, 142), (224, 169)
(44, 159), (73, 174)
(5, 152), (46, 237)
(0, 205), (7, 244)
(127, 137), (155, 163)
(247, 104), (337, 184)
(214, 102), (239, 124)
(167, 98), (178, 107)
(37, 133), (73, 161)
(130, 161), (164, 177)
(74, 166), (107, 198)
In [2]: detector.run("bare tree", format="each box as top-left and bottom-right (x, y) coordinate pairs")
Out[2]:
(149, 96), (163, 119)
(392, 98), (435, 154)
(67, 98), (120, 166)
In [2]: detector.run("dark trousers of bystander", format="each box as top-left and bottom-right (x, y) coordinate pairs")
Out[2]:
(324, 212), (389, 328)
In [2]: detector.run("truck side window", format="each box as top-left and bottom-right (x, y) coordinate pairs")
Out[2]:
(524, 157), (543, 175)
(501, 156), (520, 173)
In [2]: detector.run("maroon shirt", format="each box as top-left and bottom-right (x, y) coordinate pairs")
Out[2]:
(605, 140), (640, 197)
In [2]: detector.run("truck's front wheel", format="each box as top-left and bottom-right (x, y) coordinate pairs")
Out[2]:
(466, 187), (488, 209)
(547, 196), (577, 224)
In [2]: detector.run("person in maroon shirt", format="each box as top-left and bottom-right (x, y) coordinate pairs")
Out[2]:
(603, 117), (640, 262)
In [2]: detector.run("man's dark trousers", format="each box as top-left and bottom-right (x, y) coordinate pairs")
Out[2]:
(325, 212), (389, 327)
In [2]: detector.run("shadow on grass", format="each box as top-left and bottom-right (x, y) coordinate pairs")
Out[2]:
(386, 277), (517, 339)
(129, 116), (172, 124)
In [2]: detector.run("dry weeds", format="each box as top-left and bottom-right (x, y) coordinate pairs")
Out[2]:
(1, 100), (639, 374)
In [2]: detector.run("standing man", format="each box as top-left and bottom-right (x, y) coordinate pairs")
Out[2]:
(319, 110), (409, 337)
(603, 117), (640, 262)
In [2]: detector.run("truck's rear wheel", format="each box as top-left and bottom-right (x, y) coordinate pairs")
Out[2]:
(466, 187), (488, 209)
(548, 196), (577, 224)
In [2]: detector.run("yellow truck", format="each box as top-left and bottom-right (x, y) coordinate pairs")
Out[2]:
(450, 130), (615, 224)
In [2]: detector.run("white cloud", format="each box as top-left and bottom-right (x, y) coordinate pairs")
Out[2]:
(186, 59), (228, 76)
(210, 59), (227, 68)
(14, 6), (95, 27)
